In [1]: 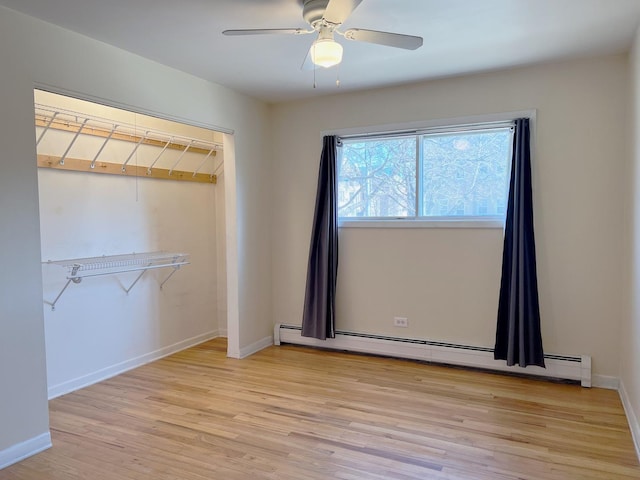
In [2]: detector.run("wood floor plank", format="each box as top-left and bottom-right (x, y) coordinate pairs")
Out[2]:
(1, 338), (638, 479)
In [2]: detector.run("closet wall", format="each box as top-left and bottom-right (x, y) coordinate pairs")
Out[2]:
(36, 91), (226, 398)
(215, 170), (227, 336)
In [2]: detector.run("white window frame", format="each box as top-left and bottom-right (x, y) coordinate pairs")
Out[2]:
(329, 110), (536, 229)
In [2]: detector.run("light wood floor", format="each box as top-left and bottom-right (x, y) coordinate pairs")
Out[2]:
(2, 338), (639, 479)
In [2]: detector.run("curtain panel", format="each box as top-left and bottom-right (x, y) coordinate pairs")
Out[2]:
(301, 136), (339, 340)
(494, 118), (545, 368)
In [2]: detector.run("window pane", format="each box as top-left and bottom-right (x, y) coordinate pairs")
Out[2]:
(339, 138), (416, 218)
(422, 129), (512, 217)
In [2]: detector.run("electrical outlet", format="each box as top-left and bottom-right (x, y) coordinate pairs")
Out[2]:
(393, 317), (408, 328)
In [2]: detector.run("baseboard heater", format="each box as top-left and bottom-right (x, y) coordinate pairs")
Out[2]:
(274, 324), (592, 387)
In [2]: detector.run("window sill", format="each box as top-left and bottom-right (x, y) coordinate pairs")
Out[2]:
(338, 217), (504, 229)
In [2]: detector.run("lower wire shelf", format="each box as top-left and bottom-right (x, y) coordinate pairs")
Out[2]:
(43, 251), (190, 310)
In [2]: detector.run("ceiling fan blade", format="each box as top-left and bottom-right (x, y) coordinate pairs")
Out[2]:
(223, 28), (313, 36)
(343, 28), (423, 50)
(322, 0), (364, 25)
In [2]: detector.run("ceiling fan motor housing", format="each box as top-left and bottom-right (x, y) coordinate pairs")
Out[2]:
(303, 0), (332, 27)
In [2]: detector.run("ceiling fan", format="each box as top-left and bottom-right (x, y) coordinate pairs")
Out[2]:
(222, 0), (423, 69)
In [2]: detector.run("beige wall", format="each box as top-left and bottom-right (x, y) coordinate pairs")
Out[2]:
(622, 26), (640, 450)
(271, 54), (628, 378)
(0, 6), (272, 454)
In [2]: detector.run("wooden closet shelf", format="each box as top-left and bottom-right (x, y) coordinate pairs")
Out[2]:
(38, 155), (217, 184)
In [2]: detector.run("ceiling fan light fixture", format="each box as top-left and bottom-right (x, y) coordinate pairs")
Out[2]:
(310, 38), (343, 68)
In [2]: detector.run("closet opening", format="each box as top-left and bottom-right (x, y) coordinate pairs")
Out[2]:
(33, 89), (229, 398)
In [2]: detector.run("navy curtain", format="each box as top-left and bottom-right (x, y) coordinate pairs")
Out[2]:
(494, 119), (545, 367)
(301, 136), (339, 340)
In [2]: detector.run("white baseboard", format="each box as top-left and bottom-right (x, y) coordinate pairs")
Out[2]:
(0, 432), (51, 470)
(619, 380), (640, 461)
(239, 335), (273, 359)
(592, 374), (620, 390)
(48, 330), (219, 399)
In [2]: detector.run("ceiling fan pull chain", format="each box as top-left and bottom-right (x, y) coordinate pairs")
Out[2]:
(336, 64), (340, 87)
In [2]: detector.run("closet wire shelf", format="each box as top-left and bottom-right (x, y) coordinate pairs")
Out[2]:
(43, 252), (190, 310)
(34, 103), (223, 184)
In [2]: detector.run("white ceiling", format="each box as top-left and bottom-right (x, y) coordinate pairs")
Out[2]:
(1, 0), (640, 103)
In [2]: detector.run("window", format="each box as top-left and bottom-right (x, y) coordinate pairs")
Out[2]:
(338, 122), (514, 223)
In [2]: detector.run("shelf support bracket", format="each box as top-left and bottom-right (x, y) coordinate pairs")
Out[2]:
(211, 158), (224, 181)
(60, 118), (89, 165)
(147, 137), (173, 175)
(48, 279), (72, 311)
(124, 268), (148, 294)
(160, 266), (181, 290)
(36, 112), (58, 146)
(90, 124), (118, 169)
(121, 131), (149, 172)
(169, 141), (194, 175)
(192, 148), (215, 177)
(47, 264), (82, 311)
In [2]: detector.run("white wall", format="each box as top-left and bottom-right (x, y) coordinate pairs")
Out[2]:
(271, 54), (628, 378)
(38, 165), (219, 395)
(0, 5), (272, 459)
(622, 26), (640, 453)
